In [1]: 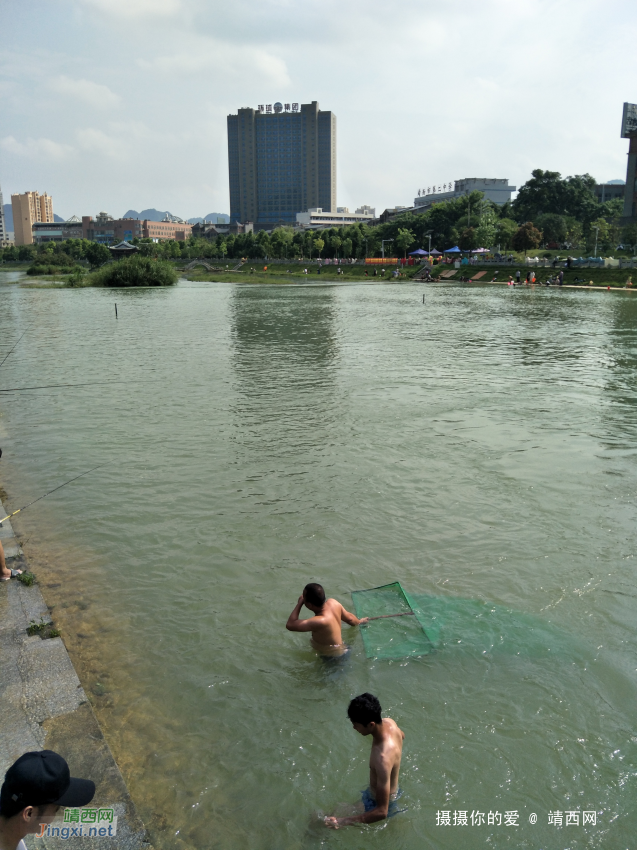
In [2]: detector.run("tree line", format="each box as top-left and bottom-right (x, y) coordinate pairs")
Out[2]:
(1, 169), (634, 266)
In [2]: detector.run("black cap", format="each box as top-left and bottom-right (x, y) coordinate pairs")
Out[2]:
(0, 751), (95, 818)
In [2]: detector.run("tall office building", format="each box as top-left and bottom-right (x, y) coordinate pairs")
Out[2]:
(621, 102), (637, 219)
(227, 100), (336, 231)
(0, 183), (7, 245)
(11, 191), (54, 245)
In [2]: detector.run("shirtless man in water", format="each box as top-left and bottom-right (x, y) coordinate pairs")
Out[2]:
(285, 583), (368, 656)
(325, 693), (405, 828)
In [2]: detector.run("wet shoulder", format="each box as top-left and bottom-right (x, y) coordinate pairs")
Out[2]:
(385, 717), (405, 743)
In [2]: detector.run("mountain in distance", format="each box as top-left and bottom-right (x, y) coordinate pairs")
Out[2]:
(2, 205), (65, 231)
(187, 213), (230, 224)
(122, 208), (230, 224)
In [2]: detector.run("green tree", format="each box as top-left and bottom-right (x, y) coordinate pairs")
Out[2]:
(314, 237), (325, 258)
(622, 223), (637, 251)
(1, 245), (17, 261)
(458, 227), (477, 251)
(475, 206), (498, 249)
(85, 242), (111, 269)
(331, 236), (342, 258)
(513, 168), (598, 222)
(565, 220), (583, 249)
(256, 231), (270, 259)
(534, 213), (568, 245)
(395, 228), (415, 258)
(496, 218), (518, 250)
(341, 237), (353, 258)
(586, 218), (610, 255)
(512, 222), (542, 256)
(18, 245), (35, 261)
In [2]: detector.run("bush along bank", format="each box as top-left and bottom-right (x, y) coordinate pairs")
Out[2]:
(89, 255), (178, 287)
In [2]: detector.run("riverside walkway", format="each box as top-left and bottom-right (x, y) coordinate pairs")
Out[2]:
(0, 499), (151, 849)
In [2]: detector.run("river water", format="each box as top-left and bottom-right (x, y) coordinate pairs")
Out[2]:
(1, 274), (636, 849)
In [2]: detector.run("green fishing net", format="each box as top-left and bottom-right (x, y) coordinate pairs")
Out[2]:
(351, 582), (435, 659)
(352, 582), (577, 661)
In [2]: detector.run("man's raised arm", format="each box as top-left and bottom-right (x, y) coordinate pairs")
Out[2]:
(286, 596), (317, 632)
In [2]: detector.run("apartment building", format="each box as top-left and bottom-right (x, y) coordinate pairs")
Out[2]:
(11, 191), (54, 245)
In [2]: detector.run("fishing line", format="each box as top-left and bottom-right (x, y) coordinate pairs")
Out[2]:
(0, 464), (106, 524)
(0, 324), (31, 369)
(0, 380), (159, 393)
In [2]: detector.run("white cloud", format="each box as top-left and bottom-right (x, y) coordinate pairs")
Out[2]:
(76, 128), (128, 159)
(81, 0), (181, 19)
(49, 76), (120, 108)
(138, 42), (290, 87)
(0, 135), (74, 160)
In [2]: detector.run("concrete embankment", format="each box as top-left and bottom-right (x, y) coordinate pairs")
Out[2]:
(0, 499), (152, 849)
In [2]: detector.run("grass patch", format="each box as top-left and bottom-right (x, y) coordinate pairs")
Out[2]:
(185, 262), (420, 285)
(27, 618), (61, 639)
(17, 571), (37, 587)
(27, 264), (82, 276)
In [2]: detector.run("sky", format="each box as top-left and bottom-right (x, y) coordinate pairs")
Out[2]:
(1, 0), (636, 221)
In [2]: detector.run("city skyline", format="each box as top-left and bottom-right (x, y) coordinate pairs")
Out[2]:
(1, 0), (635, 220)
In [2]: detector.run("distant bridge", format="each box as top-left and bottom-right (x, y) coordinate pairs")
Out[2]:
(182, 260), (245, 272)
(183, 260), (216, 271)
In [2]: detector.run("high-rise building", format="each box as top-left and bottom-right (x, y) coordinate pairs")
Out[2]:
(11, 191), (54, 245)
(621, 102), (637, 219)
(227, 100), (336, 231)
(0, 183), (7, 246)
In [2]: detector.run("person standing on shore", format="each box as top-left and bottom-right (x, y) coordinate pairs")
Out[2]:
(0, 751), (95, 850)
(0, 540), (22, 581)
(0, 448), (22, 581)
(324, 694), (405, 828)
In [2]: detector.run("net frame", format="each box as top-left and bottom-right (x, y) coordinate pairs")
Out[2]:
(351, 581), (435, 659)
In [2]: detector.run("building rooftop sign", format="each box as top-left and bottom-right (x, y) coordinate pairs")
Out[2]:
(621, 102), (637, 138)
(258, 103), (299, 113)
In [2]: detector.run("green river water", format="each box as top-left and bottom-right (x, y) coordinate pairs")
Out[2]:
(1, 274), (636, 849)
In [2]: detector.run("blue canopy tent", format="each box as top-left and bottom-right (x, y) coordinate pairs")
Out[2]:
(408, 248), (429, 256)
(444, 246), (462, 253)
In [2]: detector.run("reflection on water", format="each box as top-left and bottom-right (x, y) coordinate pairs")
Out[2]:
(1, 277), (637, 849)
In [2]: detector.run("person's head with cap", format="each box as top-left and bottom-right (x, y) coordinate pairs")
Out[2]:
(0, 750), (95, 848)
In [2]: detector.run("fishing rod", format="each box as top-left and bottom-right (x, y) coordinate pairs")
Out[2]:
(0, 464), (105, 525)
(0, 325), (31, 370)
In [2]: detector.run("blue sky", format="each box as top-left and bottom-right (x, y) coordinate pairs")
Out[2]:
(1, 0), (635, 220)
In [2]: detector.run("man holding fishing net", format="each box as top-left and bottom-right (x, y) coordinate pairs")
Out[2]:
(285, 583), (368, 656)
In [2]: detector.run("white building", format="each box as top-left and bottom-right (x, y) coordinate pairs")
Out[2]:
(414, 178), (516, 211)
(296, 208), (375, 229)
(355, 205), (375, 217)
